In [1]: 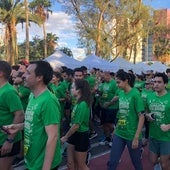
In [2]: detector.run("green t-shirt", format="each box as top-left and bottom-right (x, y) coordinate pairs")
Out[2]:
(85, 75), (96, 89)
(18, 85), (31, 111)
(24, 90), (61, 170)
(70, 101), (90, 132)
(100, 79), (118, 109)
(48, 83), (58, 96)
(134, 80), (145, 92)
(115, 88), (144, 140)
(166, 79), (170, 92)
(141, 89), (153, 109)
(0, 83), (23, 144)
(48, 82), (65, 119)
(56, 80), (71, 119)
(146, 92), (170, 141)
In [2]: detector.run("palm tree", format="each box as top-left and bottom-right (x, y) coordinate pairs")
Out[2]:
(46, 32), (58, 55)
(0, 0), (25, 64)
(0, 0), (42, 65)
(29, 0), (53, 58)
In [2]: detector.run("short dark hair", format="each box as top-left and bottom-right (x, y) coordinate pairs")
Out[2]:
(30, 61), (53, 85)
(154, 72), (168, 84)
(166, 68), (170, 74)
(80, 66), (87, 71)
(0, 61), (12, 80)
(62, 68), (73, 76)
(74, 67), (83, 74)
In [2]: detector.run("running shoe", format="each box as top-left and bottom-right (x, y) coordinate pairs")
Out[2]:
(89, 131), (98, 140)
(86, 151), (91, 165)
(12, 157), (25, 168)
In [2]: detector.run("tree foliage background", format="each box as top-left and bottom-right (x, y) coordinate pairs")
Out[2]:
(0, 0), (169, 65)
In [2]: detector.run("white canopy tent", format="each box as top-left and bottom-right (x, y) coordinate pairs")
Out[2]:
(110, 57), (134, 72)
(149, 62), (168, 73)
(132, 62), (151, 75)
(81, 54), (119, 72)
(45, 50), (82, 69)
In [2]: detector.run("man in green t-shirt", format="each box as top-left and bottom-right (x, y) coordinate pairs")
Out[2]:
(99, 71), (118, 146)
(3, 61), (62, 170)
(145, 72), (170, 170)
(0, 61), (24, 170)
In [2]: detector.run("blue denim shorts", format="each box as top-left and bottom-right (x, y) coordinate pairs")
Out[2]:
(149, 138), (170, 155)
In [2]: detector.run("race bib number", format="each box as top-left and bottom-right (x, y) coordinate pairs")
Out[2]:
(102, 93), (108, 98)
(118, 119), (126, 126)
(24, 145), (28, 156)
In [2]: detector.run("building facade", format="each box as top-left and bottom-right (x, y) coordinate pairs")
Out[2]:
(142, 9), (170, 64)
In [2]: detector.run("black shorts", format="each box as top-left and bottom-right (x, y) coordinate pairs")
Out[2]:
(0, 140), (21, 158)
(67, 131), (89, 152)
(101, 108), (118, 125)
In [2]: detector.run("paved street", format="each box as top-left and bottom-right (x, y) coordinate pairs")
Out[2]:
(15, 121), (109, 170)
(15, 121), (153, 170)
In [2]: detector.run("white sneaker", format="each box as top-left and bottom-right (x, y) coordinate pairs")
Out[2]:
(99, 138), (109, 145)
(108, 142), (112, 147)
(154, 163), (162, 170)
(86, 152), (91, 165)
(89, 131), (98, 140)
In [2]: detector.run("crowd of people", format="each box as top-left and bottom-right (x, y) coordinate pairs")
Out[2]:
(0, 59), (170, 170)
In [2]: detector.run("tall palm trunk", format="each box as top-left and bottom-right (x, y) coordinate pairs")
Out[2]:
(43, 22), (47, 58)
(6, 22), (17, 65)
(25, 0), (29, 61)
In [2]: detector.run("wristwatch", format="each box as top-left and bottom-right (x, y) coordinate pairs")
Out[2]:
(6, 138), (14, 143)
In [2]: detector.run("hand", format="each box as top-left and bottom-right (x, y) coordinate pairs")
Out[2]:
(145, 113), (155, 122)
(132, 138), (139, 149)
(2, 124), (20, 134)
(60, 136), (67, 144)
(160, 124), (170, 132)
(103, 102), (110, 108)
(113, 96), (119, 102)
(0, 126), (10, 134)
(0, 141), (13, 156)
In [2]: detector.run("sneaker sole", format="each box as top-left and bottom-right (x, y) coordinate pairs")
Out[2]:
(12, 160), (25, 168)
(89, 133), (98, 140)
(99, 141), (109, 145)
(86, 152), (91, 165)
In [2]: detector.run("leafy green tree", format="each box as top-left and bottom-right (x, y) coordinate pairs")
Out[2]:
(152, 25), (170, 60)
(59, 47), (73, 57)
(58, 0), (151, 62)
(30, 35), (44, 60)
(18, 33), (59, 60)
(0, 0), (25, 64)
(46, 32), (59, 56)
(0, 0), (42, 65)
(29, 0), (53, 58)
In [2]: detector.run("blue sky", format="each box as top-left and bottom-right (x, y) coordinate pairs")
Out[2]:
(145, 0), (170, 9)
(15, 0), (170, 60)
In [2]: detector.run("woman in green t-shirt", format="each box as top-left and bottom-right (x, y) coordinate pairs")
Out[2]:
(61, 79), (92, 170)
(108, 70), (145, 170)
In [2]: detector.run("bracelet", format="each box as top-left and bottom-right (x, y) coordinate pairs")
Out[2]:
(6, 138), (14, 143)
